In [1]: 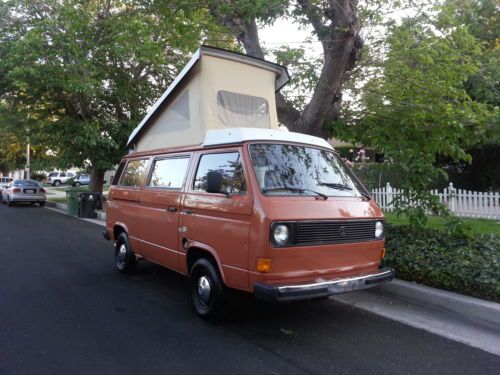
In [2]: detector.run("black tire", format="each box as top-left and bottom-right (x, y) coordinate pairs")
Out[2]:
(74, 182), (81, 187)
(190, 258), (227, 321)
(6, 196), (13, 207)
(39, 201), (45, 207)
(114, 233), (137, 274)
(53, 180), (61, 187)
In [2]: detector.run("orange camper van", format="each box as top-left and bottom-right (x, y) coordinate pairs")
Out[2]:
(103, 46), (393, 320)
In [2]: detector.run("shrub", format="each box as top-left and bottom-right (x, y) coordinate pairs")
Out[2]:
(383, 224), (500, 302)
(30, 171), (46, 182)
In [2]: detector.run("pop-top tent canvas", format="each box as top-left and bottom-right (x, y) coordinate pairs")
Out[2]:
(127, 45), (290, 152)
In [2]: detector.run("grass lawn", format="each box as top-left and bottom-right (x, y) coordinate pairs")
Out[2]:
(384, 212), (500, 236)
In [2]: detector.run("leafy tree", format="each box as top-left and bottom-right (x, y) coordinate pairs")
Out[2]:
(333, 3), (494, 227)
(208, 0), (375, 138)
(0, 0), (231, 192)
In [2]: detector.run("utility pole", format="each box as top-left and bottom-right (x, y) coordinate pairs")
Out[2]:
(26, 134), (30, 179)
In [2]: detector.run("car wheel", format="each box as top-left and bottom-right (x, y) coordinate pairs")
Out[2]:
(190, 258), (227, 321)
(53, 180), (61, 187)
(74, 182), (81, 187)
(6, 196), (13, 207)
(115, 233), (137, 274)
(39, 201), (45, 207)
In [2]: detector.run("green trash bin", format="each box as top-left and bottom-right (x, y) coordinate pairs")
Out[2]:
(66, 187), (86, 216)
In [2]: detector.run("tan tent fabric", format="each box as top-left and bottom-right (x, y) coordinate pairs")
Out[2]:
(135, 48), (284, 152)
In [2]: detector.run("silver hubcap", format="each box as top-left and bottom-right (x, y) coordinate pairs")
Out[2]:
(118, 244), (127, 265)
(197, 276), (211, 304)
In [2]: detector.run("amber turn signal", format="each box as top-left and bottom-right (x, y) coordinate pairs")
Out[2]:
(380, 248), (386, 259)
(256, 259), (272, 273)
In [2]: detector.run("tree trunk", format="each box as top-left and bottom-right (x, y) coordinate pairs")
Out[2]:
(89, 166), (106, 194)
(209, 0), (363, 139)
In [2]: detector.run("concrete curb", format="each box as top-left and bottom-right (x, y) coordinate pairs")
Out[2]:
(45, 201), (106, 222)
(45, 200), (68, 212)
(376, 279), (500, 328)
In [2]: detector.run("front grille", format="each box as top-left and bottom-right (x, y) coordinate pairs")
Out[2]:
(294, 220), (379, 246)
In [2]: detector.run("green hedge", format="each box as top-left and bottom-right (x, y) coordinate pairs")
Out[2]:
(383, 224), (500, 302)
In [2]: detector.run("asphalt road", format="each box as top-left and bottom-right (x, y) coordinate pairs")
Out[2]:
(1, 204), (499, 375)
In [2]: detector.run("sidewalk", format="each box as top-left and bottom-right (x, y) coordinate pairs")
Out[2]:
(45, 201), (106, 225)
(43, 202), (500, 356)
(331, 280), (500, 356)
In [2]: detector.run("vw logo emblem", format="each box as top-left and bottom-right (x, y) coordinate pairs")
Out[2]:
(339, 226), (347, 237)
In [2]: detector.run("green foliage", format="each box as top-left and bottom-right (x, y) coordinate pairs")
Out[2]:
(333, 2), (496, 228)
(384, 224), (500, 302)
(0, 0), (230, 190)
(271, 45), (322, 111)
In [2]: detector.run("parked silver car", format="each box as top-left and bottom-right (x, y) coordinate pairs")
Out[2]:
(71, 174), (90, 187)
(1, 179), (46, 206)
(45, 171), (75, 186)
(0, 177), (13, 201)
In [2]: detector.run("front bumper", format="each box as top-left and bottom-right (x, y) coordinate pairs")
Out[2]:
(254, 267), (394, 302)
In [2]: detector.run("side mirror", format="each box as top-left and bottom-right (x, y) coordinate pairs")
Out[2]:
(206, 171), (224, 194)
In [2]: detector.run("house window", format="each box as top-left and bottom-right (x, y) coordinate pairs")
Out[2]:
(217, 91), (270, 128)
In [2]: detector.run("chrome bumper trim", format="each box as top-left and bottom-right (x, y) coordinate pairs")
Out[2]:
(254, 267), (394, 302)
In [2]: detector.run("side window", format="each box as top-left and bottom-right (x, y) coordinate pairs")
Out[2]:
(120, 159), (148, 187)
(112, 162), (126, 185)
(193, 152), (246, 194)
(60, 173), (66, 178)
(148, 157), (190, 189)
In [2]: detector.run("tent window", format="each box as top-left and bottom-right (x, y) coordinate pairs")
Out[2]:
(217, 91), (270, 128)
(161, 90), (190, 131)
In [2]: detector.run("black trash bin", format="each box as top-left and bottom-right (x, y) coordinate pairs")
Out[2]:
(78, 192), (101, 218)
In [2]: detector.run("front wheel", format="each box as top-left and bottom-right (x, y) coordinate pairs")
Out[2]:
(114, 233), (137, 274)
(74, 182), (81, 187)
(53, 180), (61, 187)
(190, 258), (227, 321)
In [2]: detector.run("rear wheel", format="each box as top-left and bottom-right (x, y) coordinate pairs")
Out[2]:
(6, 196), (13, 207)
(39, 201), (45, 207)
(190, 258), (227, 321)
(114, 233), (137, 274)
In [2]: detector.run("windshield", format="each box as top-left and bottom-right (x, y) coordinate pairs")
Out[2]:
(13, 180), (40, 187)
(249, 143), (367, 197)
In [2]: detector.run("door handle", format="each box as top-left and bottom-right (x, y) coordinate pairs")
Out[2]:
(166, 207), (177, 212)
(182, 209), (194, 215)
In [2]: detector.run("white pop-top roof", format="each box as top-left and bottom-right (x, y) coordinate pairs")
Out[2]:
(203, 128), (333, 150)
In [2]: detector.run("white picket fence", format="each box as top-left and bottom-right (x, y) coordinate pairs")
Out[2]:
(371, 183), (500, 220)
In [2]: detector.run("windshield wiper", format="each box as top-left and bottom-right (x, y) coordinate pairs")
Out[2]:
(318, 182), (353, 191)
(262, 186), (328, 200)
(319, 182), (371, 200)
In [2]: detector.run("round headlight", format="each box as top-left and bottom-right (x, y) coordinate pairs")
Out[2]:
(273, 224), (290, 245)
(375, 221), (384, 238)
